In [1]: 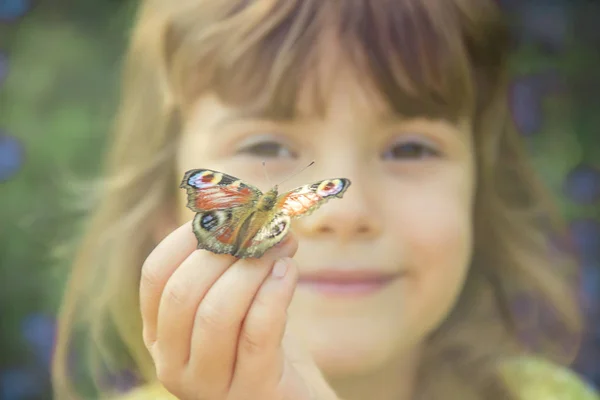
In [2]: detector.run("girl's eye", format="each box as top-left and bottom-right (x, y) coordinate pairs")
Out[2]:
(382, 140), (440, 160)
(237, 140), (298, 159)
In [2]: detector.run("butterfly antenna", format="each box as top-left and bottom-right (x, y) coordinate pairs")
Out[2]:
(262, 160), (272, 186)
(275, 161), (315, 188)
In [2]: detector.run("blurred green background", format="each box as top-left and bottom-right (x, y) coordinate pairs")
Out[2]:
(1, 0), (599, 398)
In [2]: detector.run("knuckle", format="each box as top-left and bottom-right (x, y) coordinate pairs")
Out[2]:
(196, 301), (237, 333)
(162, 279), (192, 306)
(250, 292), (274, 313)
(140, 262), (163, 291)
(142, 328), (156, 352)
(250, 296), (287, 331)
(239, 328), (269, 355)
(240, 309), (285, 354)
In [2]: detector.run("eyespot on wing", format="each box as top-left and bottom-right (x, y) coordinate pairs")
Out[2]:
(315, 178), (350, 197)
(179, 169), (262, 212)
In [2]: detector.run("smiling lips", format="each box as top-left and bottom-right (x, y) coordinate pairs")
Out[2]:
(298, 270), (403, 297)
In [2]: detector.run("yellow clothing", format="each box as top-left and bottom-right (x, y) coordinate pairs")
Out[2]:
(498, 357), (598, 400)
(117, 357), (599, 400)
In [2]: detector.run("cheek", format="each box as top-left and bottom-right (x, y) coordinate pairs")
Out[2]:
(393, 187), (474, 331)
(405, 199), (472, 331)
(403, 195), (472, 269)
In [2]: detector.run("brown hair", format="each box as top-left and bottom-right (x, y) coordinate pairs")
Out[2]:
(52, 0), (582, 398)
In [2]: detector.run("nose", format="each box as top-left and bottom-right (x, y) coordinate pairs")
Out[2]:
(295, 173), (382, 241)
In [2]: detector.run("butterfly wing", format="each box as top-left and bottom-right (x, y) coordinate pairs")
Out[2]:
(233, 178), (351, 258)
(180, 169), (261, 212)
(276, 178), (352, 219)
(232, 212), (292, 258)
(191, 208), (250, 255)
(181, 170), (351, 259)
(181, 169), (261, 254)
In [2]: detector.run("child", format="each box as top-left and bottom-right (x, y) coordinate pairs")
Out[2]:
(51, 0), (599, 399)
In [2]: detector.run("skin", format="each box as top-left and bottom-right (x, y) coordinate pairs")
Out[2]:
(139, 50), (476, 400)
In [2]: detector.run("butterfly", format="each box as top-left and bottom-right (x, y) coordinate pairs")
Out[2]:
(180, 168), (351, 258)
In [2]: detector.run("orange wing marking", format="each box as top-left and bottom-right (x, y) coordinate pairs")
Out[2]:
(279, 191), (322, 217)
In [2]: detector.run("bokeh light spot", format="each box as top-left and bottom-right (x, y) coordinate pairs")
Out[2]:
(0, 133), (24, 181)
(509, 76), (543, 135)
(0, 368), (43, 400)
(564, 164), (600, 204)
(0, 0), (32, 21)
(21, 313), (56, 369)
(520, 2), (569, 53)
(570, 219), (600, 263)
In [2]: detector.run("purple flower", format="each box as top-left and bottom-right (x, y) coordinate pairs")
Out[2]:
(0, 368), (43, 400)
(564, 164), (600, 205)
(579, 263), (600, 313)
(509, 72), (564, 136)
(518, 2), (570, 53)
(0, 133), (24, 182)
(0, 0), (32, 22)
(569, 219), (600, 263)
(20, 313), (56, 369)
(509, 76), (543, 136)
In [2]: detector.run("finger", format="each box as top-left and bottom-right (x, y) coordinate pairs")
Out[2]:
(187, 234), (298, 397)
(154, 247), (237, 370)
(228, 257), (299, 397)
(140, 221), (197, 350)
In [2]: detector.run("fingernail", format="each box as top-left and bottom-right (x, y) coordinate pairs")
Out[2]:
(272, 258), (289, 279)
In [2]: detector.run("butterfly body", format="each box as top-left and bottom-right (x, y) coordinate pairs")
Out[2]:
(180, 168), (351, 258)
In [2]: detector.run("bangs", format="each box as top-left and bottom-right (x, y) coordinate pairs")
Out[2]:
(162, 0), (509, 122)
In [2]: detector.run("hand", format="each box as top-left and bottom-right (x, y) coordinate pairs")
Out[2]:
(140, 221), (339, 400)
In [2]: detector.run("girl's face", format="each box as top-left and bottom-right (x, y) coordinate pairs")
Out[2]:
(176, 53), (476, 377)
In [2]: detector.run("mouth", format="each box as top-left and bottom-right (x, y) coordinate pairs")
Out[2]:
(298, 269), (403, 297)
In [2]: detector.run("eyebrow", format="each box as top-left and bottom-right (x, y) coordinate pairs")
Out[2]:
(213, 108), (287, 129)
(213, 103), (468, 136)
(213, 105), (315, 133)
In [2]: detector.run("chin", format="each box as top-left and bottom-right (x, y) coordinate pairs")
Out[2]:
(314, 339), (400, 378)
(293, 319), (404, 377)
